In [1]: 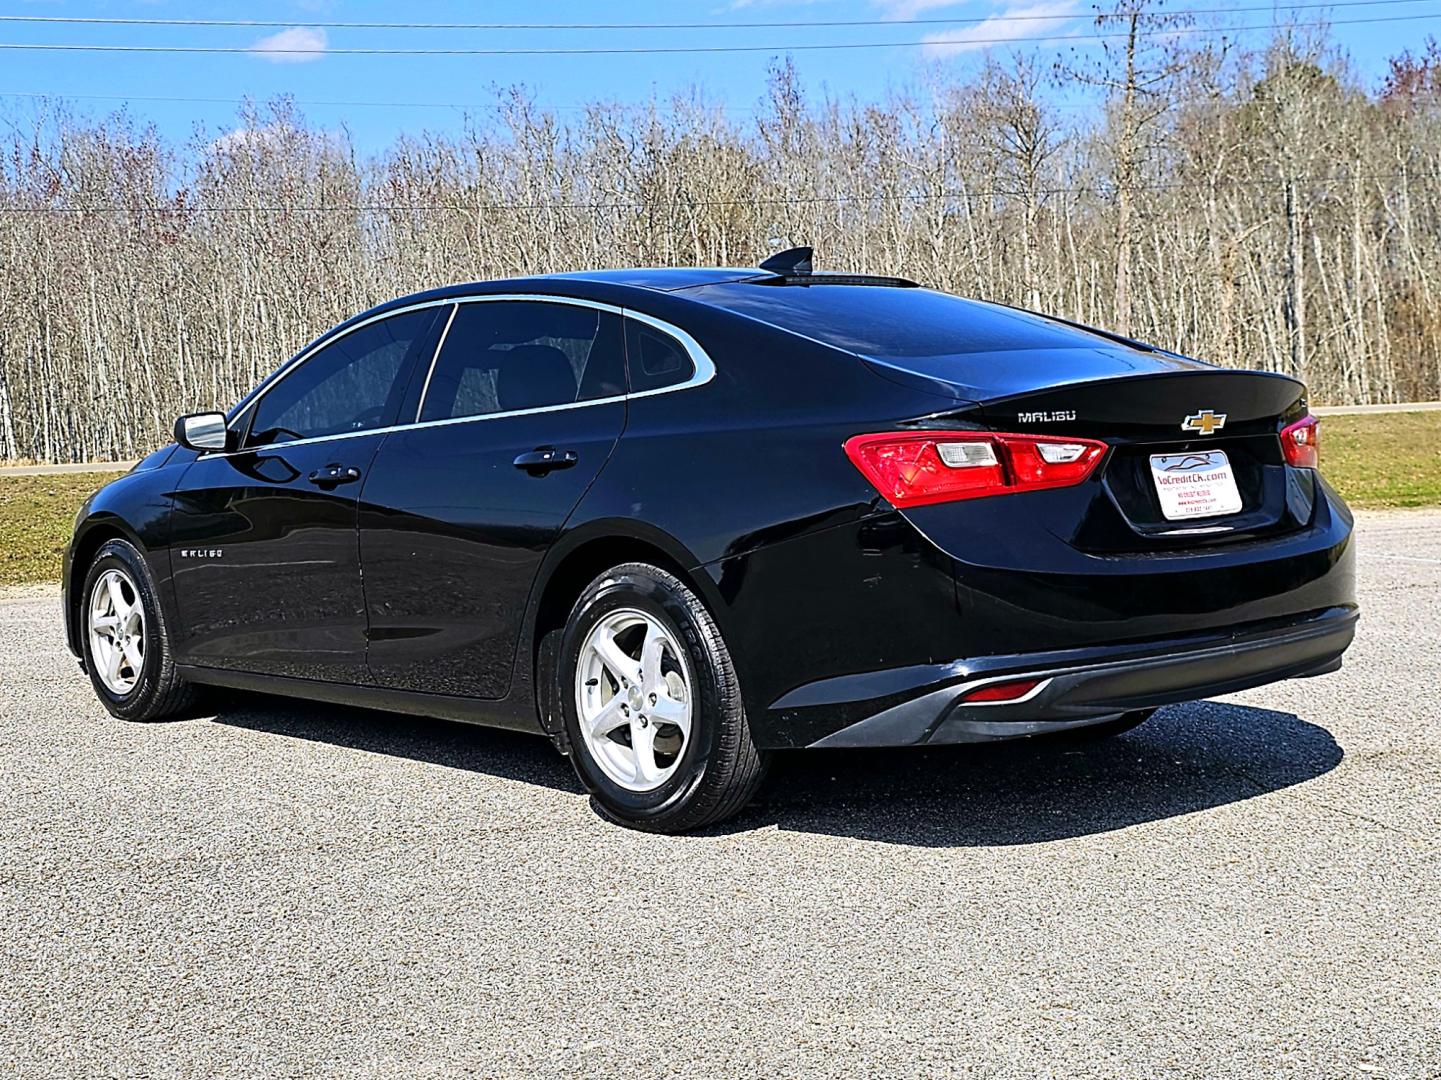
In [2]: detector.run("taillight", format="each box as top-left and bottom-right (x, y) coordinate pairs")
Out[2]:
(843, 430), (1108, 508)
(1280, 415), (1320, 469)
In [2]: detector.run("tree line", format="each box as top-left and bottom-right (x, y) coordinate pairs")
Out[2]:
(2, 9), (1440, 462)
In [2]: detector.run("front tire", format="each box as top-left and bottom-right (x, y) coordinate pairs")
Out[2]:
(558, 562), (767, 833)
(80, 539), (198, 722)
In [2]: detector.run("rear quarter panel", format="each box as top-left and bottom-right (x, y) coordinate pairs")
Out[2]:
(559, 296), (970, 726)
(566, 295), (937, 567)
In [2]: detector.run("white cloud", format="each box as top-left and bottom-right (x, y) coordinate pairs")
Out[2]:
(211, 123), (286, 155)
(248, 26), (328, 64)
(211, 120), (345, 159)
(920, 0), (1080, 56)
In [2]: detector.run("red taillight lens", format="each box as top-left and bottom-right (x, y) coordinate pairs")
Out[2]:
(843, 430), (1108, 508)
(1280, 415), (1320, 469)
(959, 678), (1042, 704)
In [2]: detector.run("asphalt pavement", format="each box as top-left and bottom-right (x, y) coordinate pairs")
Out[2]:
(1, 511), (1437, 1078)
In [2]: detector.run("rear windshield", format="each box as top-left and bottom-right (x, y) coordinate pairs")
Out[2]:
(690, 283), (1110, 360)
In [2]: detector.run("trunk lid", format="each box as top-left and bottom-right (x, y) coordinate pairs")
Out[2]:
(916, 368), (1313, 551)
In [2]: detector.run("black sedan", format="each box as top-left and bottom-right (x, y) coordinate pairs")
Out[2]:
(65, 248), (1357, 832)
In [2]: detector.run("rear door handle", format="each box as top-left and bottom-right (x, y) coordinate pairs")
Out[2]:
(513, 448), (578, 473)
(308, 464), (362, 488)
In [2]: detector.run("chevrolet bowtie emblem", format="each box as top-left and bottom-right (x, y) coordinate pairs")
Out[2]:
(1181, 409), (1227, 436)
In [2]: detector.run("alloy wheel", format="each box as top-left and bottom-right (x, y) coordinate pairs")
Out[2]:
(89, 568), (145, 696)
(575, 608), (694, 792)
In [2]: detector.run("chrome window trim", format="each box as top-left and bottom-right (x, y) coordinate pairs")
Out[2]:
(620, 310), (715, 400)
(415, 303), (459, 422)
(226, 296), (457, 427)
(202, 292), (715, 459)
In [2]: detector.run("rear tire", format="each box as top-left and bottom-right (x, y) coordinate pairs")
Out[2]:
(557, 562), (767, 833)
(80, 539), (199, 722)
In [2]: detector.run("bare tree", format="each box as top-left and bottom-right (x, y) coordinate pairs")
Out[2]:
(1059, 0), (1196, 335)
(0, 14), (1439, 462)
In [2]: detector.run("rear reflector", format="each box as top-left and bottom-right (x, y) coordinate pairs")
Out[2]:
(959, 678), (1042, 704)
(843, 430), (1108, 508)
(1280, 414), (1320, 469)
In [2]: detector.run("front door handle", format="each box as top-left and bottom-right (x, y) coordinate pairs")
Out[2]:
(513, 448), (578, 474)
(308, 464), (362, 488)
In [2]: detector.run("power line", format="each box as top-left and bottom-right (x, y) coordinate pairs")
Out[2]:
(0, 88), (1132, 115)
(0, 89), (767, 113)
(0, 90), (475, 111)
(0, 13), (1434, 56)
(0, 0), (1429, 31)
(0, 172), (1428, 215)
(0, 88), (1122, 115)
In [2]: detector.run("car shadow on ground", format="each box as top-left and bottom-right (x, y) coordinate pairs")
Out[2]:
(211, 697), (1340, 848)
(212, 696), (585, 794)
(736, 700), (1342, 846)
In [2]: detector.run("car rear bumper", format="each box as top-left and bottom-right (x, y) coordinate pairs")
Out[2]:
(798, 605), (1356, 748)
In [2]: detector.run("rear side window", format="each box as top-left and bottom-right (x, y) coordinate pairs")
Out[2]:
(419, 301), (626, 422)
(247, 308), (438, 446)
(625, 320), (695, 393)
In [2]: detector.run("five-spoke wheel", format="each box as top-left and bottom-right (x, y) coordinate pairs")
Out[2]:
(559, 562), (768, 833)
(88, 568), (146, 695)
(576, 608), (694, 792)
(80, 538), (197, 721)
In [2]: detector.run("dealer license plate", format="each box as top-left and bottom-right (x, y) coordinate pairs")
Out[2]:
(1149, 450), (1243, 521)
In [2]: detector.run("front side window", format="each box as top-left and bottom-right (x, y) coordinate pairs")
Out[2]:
(247, 308), (438, 446)
(419, 301), (626, 423)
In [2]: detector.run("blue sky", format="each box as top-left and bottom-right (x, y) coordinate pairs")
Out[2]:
(1, 0), (1436, 153)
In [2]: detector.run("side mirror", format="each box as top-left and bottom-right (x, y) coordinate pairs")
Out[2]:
(174, 412), (231, 453)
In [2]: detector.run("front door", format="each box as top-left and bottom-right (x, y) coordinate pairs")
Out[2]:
(359, 298), (628, 698)
(168, 306), (442, 680)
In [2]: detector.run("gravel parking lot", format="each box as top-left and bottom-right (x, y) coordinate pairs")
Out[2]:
(2, 511), (1438, 1078)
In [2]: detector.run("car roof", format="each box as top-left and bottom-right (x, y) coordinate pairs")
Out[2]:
(541, 267), (765, 291)
(233, 262), (918, 419)
(326, 265), (926, 351)
(342, 268), (765, 326)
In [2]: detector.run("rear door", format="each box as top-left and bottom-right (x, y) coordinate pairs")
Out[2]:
(359, 298), (627, 698)
(168, 306), (442, 679)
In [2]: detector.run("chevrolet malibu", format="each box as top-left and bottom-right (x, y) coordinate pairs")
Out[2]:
(65, 248), (1357, 832)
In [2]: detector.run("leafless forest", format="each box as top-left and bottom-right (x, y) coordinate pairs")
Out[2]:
(3, 12), (1441, 462)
